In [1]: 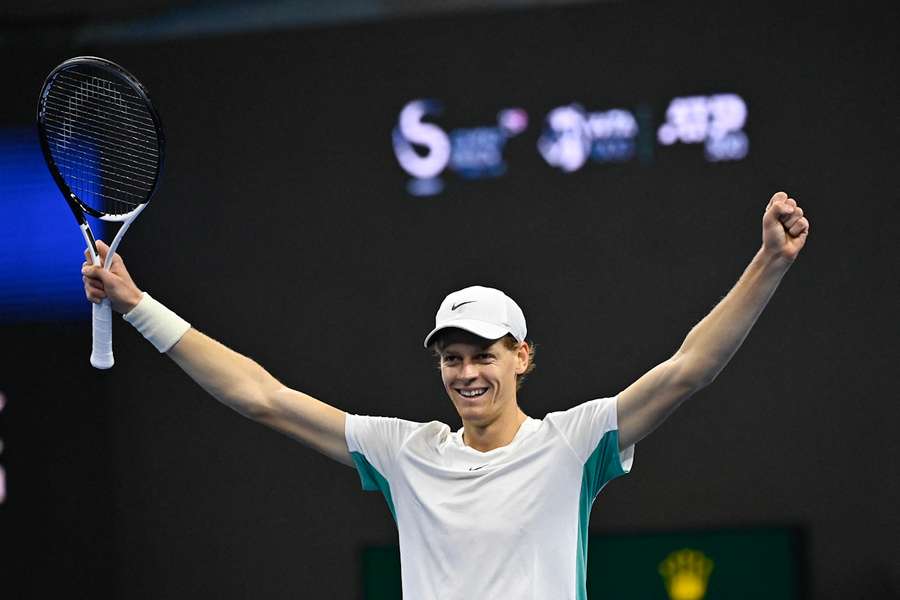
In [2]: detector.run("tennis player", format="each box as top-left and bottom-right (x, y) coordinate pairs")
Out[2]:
(81, 191), (809, 598)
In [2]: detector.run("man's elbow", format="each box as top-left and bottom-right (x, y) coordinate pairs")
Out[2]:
(219, 379), (278, 422)
(671, 352), (720, 390)
(235, 360), (284, 421)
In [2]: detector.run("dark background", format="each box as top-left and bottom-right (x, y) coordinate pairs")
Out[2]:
(1, 2), (898, 598)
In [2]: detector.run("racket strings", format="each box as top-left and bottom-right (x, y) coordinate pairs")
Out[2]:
(41, 67), (161, 216)
(45, 87), (157, 139)
(42, 119), (158, 172)
(53, 74), (156, 131)
(48, 73), (157, 191)
(42, 105), (159, 156)
(42, 120), (159, 177)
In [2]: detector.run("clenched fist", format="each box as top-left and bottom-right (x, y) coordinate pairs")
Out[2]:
(762, 191), (810, 262)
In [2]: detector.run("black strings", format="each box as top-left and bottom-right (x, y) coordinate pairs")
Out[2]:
(42, 68), (160, 216)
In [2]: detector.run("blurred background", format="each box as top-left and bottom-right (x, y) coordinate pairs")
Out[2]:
(0, 1), (897, 598)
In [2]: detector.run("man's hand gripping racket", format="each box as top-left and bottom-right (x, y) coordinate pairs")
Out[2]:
(37, 56), (165, 369)
(82, 241), (143, 316)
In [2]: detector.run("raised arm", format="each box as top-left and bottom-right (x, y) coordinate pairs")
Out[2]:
(616, 191), (810, 450)
(82, 241), (353, 467)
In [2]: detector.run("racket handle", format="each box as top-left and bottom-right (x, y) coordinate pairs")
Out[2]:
(91, 299), (115, 369)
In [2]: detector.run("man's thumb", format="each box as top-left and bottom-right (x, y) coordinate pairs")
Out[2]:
(94, 239), (109, 258)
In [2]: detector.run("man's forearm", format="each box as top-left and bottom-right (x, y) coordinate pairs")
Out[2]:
(675, 248), (793, 385)
(167, 328), (279, 420)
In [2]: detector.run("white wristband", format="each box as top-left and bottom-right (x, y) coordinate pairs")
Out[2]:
(122, 292), (191, 353)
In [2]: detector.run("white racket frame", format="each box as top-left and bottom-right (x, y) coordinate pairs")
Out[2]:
(82, 201), (148, 369)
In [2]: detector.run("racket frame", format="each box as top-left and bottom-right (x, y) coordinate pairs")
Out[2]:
(36, 55), (165, 368)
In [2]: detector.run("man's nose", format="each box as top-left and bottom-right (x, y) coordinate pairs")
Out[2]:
(460, 360), (479, 379)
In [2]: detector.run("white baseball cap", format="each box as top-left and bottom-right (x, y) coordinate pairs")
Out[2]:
(423, 285), (527, 348)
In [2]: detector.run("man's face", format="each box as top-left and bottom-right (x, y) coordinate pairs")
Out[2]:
(439, 337), (528, 425)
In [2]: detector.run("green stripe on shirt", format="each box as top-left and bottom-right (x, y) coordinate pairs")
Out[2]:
(576, 430), (627, 599)
(351, 451), (397, 522)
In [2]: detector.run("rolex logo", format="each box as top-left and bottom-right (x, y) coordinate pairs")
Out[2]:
(658, 548), (714, 600)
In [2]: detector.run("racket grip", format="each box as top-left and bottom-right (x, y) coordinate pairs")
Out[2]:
(90, 299), (115, 369)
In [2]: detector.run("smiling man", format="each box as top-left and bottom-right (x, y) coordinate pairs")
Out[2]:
(344, 285), (633, 597)
(81, 191), (809, 599)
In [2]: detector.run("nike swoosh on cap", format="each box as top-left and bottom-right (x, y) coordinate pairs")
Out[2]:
(451, 301), (476, 311)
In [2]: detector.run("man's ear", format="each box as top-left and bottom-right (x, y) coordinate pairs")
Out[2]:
(515, 342), (530, 374)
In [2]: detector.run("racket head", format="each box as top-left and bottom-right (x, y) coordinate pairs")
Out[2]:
(36, 56), (165, 222)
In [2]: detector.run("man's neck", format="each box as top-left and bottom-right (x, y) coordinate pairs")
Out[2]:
(462, 406), (529, 453)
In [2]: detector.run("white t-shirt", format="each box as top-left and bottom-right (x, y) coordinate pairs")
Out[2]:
(345, 395), (635, 600)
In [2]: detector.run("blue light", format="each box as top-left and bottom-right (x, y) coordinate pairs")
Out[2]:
(449, 127), (508, 179)
(0, 127), (102, 322)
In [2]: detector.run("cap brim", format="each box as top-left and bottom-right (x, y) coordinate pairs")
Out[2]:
(423, 319), (511, 348)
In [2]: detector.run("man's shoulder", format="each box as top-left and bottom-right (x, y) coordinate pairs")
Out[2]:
(542, 397), (618, 422)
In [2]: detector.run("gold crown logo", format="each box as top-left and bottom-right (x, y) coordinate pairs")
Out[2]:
(658, 548), (714, 600)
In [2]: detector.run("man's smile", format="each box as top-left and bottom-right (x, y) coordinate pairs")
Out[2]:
(455, 387), (489, 398)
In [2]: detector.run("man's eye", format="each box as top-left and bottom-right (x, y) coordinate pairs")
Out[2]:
(477, 354), (493, 361)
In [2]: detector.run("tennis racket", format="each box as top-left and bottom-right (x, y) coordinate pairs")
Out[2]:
(36, 56), (165, 369)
